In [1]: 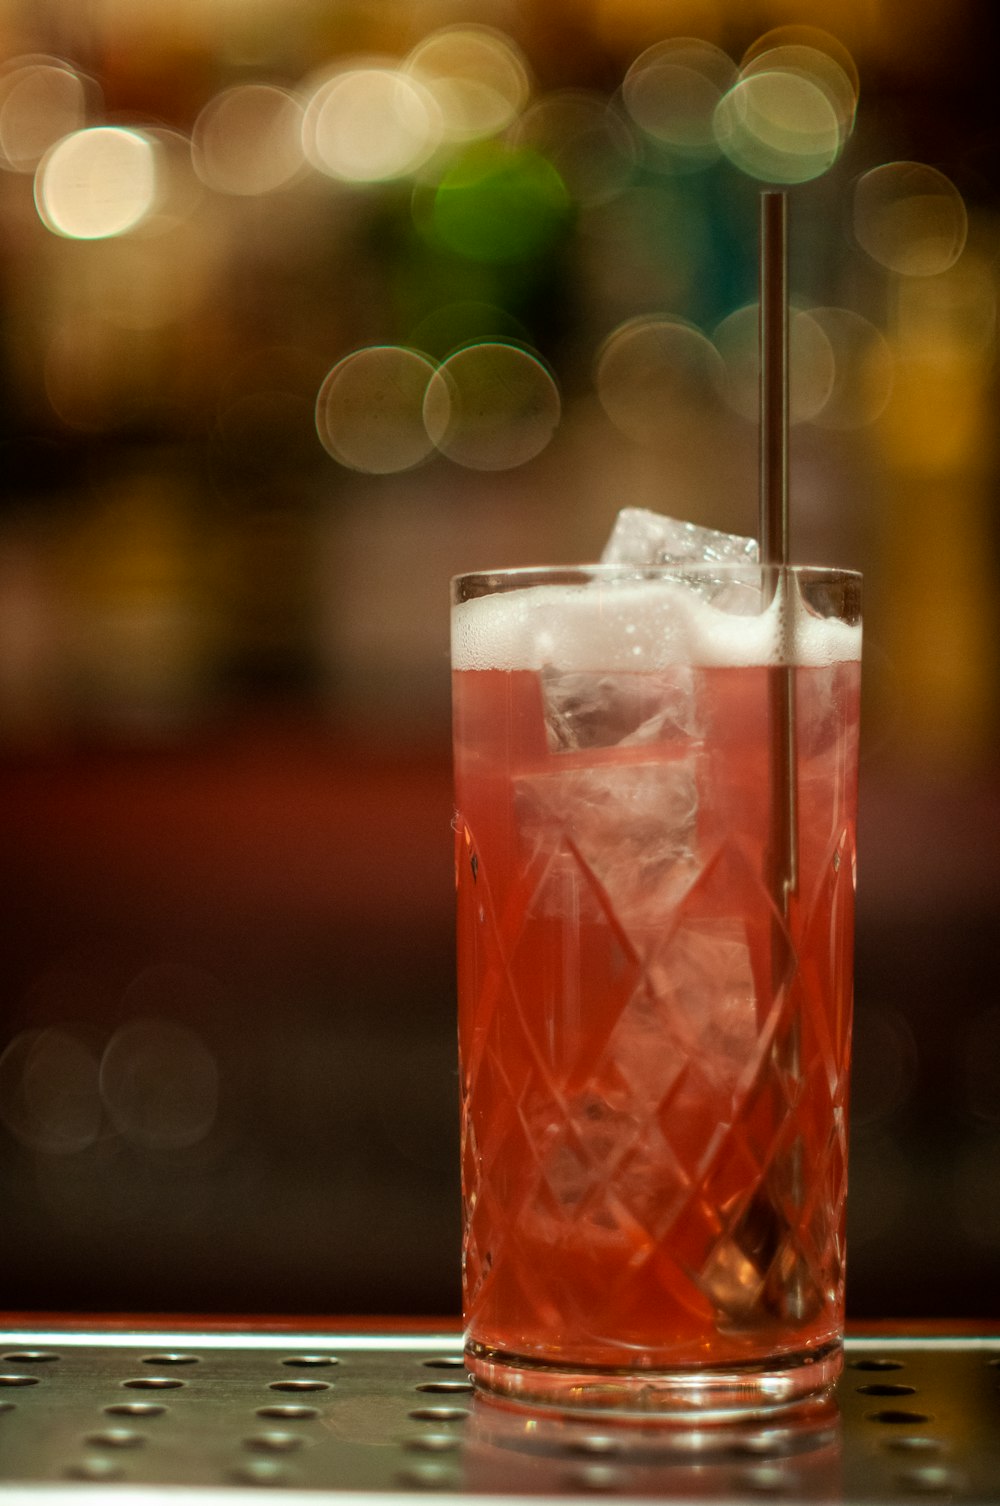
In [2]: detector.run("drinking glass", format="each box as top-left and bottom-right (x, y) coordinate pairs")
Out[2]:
(451, 564), (861, 1417)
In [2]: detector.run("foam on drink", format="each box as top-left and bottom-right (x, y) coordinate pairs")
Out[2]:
(452, 575), (861, 673)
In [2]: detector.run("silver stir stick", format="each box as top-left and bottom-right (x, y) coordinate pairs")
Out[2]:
(760, 189), (807, 1320)
(759, 188), (798, 916)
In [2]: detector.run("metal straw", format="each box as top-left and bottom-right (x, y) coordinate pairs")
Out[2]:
(759, 189), (806, 1320)
(759, 189), (798, 913)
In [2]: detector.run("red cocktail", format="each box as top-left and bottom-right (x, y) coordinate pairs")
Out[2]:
(452, 565), (861, 1416)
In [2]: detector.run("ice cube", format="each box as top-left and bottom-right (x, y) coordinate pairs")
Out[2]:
(647, 922), (758, 1088)
(601, 508), (759, 567)
(701, 1182), (822, 1325)
(516, 757), (698, 924)
(541, 664), (697, 752)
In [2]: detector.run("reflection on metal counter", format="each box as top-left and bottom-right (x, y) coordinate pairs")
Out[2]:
(0, 1329), (998, 1500)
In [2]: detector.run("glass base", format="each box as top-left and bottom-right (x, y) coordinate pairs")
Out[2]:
(465, 1338), (843, 1423)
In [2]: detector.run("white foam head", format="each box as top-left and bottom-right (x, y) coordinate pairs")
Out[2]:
(451, 575), (861, 671)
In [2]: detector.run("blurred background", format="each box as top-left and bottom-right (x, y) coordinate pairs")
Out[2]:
(0, 0), (997, 1321)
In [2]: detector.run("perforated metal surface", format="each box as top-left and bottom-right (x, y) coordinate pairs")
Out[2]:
(0, 1330), (997, 1502)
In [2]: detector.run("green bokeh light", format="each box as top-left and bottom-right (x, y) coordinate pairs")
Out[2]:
(416, 141), (571, 263)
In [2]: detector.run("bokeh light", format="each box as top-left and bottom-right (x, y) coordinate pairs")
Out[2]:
(808, 307), (894, 430)
(404, 25), (531, 142)
(853, 161), (968, 276)
(302, 64), (442, 183)
(595, 316), (724, 445)
(713, 303), (835, 422)
(407, 300), (527, 360)
(35, 126), (158, 239)
(512, 90), (637, 207)
(713, 56), (845, 183)
(423, 342), (560, 470)
(99, 1017), (219, 1151)
(192, 84), (305, 196)
(0, 1027), (103, 1155)
(0, 56), (92, 173)
(894, 254), (998, 369)
(742, 27), (859, 126)
(622, 39), (736, 166)
(143, 127), (204, 232)
(418, 141), (569, 263)
(316, 346), (437, 473)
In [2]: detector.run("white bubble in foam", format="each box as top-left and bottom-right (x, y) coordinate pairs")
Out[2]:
(451, 576), (860, 672)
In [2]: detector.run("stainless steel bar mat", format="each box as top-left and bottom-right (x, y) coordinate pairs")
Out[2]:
(0, 1329), (997, 1502)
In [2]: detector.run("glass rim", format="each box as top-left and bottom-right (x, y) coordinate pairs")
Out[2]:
(452, 562), (862, 599)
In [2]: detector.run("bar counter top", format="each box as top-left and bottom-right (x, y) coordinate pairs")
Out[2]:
(0, 1317), (998, 1503)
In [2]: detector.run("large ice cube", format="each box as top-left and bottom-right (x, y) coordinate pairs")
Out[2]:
(646, 922), (758, 1088)
(601, 508), (758, 567)
(516, 756), (698, 925)
(541, 664), (697, 752)
(534, 920), (759, 1236)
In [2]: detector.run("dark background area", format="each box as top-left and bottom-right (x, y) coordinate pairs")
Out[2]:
(1, 0), (998, 1320)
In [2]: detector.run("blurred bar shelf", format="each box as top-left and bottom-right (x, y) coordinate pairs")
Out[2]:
(0, 1321), (998, 1502)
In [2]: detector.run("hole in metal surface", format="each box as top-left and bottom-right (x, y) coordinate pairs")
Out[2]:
(408, 1406), (471, 1422)
(856, 1382), (918, 1396)
(894, 1465), (960, 1493)
(244, 1432), (307, 1453)
(395, 1462), (460, 1489)
(403, 1433), (465, 1453)
(1, 1350), (60, 1363)
(0, 1375), (39, 1387)
(421, 1356), (467, 1369)
(229, 1459), (292, 1486)
(568, 1464), (627, 1492)
(267, 1378), (332, 1392)
(0, 1402), (15, 1414)
(866, 1409), (933, 1425)
(84, 1429), (146, 1449)
(141, 1352), (201, 1366)
(256, 1404), (320, 1421)
(281, 1354), (340, 1367)
(123, 1377), (186, 1390)
(567, 1436), (623, 1457)
(733, 1433), (799, 1458)
(65, 1458), (125, 1481)
(415, 1380), (474, 1394)
(104, 1402), (166, 1418)
(850, 1357), (905, 1371)
(736, 1465), (800, 1495)
(884, 1437), (945, 1455)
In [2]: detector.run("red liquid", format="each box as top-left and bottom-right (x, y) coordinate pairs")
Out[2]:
(453, 659), (860, 1375)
